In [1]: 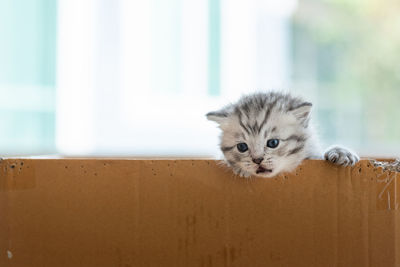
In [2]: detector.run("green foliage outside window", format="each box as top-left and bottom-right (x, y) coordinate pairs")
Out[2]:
(292, 0), (400, 153)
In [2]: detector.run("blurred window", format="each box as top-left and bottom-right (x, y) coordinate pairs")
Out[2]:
(2, 0), (399, 157)
(57, 0), (295, 156)
(291, 0), (400, 157)
(0, 0), (56, 155)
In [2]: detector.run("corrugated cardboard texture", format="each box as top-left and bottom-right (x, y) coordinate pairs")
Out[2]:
(0, 159), (399, 267)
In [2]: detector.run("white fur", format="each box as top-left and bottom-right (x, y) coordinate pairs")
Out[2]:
(207, 92), (359, 178)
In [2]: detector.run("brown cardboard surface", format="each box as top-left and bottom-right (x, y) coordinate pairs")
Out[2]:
(0, 158), (398, 267)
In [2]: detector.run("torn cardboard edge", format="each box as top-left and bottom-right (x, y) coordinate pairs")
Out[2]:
(371, 158), (400, 173)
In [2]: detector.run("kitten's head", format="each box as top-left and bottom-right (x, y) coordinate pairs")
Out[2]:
(207, 92), (313, 178)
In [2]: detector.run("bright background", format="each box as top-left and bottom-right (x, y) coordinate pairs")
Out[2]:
(1, 0), (399, 157)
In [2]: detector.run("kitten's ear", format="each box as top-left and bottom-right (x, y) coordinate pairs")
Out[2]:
(206, 107), (232, 125)
(290, 102), (312, 126)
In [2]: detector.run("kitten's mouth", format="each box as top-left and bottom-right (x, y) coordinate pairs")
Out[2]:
(256, 166), (273, 174)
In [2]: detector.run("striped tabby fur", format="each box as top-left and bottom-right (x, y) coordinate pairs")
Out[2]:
(207, 91), (359, 178)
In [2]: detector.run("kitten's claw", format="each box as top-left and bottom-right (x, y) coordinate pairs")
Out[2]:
(324, 146), (359, 166)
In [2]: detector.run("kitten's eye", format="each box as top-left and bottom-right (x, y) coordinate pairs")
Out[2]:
(267, 139), (279, 148)
(236, 143), (248, 153)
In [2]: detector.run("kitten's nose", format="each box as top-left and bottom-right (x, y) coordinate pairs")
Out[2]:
(252, 157), (264, 164)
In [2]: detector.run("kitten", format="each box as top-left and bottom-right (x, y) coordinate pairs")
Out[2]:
(206, 91), (359, 178)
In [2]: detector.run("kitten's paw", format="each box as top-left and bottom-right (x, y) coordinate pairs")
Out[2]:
(324, 146), (359, 166)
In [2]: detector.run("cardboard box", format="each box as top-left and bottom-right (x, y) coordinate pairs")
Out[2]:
(0, 158), (398, 266)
